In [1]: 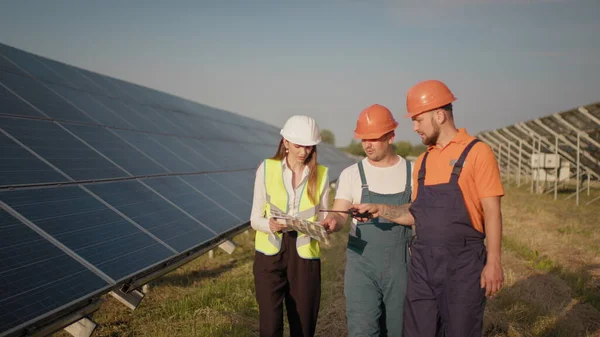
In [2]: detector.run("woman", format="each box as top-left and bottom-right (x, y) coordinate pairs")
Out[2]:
(250, 115), (330, 337)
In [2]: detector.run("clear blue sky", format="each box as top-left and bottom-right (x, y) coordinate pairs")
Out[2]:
(1, 0), (598, 146)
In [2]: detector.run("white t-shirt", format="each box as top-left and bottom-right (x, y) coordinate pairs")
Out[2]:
(334, 156), (413, 233)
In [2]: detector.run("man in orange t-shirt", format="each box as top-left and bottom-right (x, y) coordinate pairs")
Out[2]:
(352, 80), (504, 337)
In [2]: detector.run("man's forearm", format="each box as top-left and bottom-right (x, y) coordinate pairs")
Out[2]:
(485, 217), (502, 262)
(482, 197), (503, 262)
(380, 204), (414, 225)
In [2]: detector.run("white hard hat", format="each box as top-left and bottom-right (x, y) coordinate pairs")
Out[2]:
(280, 115), (322, 146)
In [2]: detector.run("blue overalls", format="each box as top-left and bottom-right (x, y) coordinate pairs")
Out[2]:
(345, 160), (412, 337)
(404, 139), (487, 337)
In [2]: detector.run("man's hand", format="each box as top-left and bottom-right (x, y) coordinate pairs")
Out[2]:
(350, 203), (386, 221)
(480, 259), (504, 296)
(352, 203), (414, 225)
(268, 217), (287, 233)
(321, 217), (339, 234)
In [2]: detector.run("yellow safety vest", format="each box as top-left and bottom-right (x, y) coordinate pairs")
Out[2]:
(255, 159), (328, 259)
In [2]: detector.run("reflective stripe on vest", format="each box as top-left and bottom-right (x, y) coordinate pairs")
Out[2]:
(254, 158), (328, 259)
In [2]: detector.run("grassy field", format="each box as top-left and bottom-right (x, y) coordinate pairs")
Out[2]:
(53, 185), (600, 337)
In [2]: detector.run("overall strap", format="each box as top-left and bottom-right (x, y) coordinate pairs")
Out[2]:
(417, 152), (429, 194)
(357, 161), (371, 204)
(450, 139), (481, 183)
(404, 159), (412, 192)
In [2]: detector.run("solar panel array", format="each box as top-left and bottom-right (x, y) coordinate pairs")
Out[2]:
(477, 101), (600, 204)
(0, 43), (356, 337)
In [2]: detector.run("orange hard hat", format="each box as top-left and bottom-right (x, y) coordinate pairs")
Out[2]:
(405, 80), (456, 118)
(354, 104), (398, 139)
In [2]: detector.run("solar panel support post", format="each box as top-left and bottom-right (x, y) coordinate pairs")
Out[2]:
(518, 140), (523, 187)
(587, 169), (591, 196)
(218, 240), (236, 254)
(554, 136), (559, 201)
(576, 132), (581, 206)
(208, 249), (214, 259)
(23, 299), (103, 337)
(63, 317), (97, 337)
(507, 142), (512, 185)
(109, 288), (145, 311)
(530, 136), (536, 194)
(536, 135), (542, 194)
(489, 130), (530, 183)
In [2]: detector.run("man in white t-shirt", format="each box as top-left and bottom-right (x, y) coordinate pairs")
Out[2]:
(322, 104), (413, 337)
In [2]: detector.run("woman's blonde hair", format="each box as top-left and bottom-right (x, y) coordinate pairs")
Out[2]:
(271, 139), (319, 205)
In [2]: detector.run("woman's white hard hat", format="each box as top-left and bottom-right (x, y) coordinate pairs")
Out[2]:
(280, 115), (322, 146)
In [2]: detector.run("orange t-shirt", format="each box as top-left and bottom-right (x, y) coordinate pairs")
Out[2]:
(411, 128), (504, 233)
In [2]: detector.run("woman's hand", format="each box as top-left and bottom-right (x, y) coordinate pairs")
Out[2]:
(269, 217), (287, 233)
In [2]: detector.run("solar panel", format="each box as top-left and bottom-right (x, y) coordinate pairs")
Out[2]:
(0, 42), (357, 337)
(0, 187), (175, 281)
(0, 116), (127, 181)
(61, 124), (169, 176)
(142, 176), (242, 235)
(0, 131), (67, 187)
(0, 208), (109, 333)
(48, 86), (136, 130)
(0, 81), (45, 118)
(85, 181), (215, 253)
(0, 72), (96, 123)
(0, 45), (68, 86)
(33, 57), (102, 93)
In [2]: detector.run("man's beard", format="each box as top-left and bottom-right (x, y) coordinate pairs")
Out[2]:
(422, 122), (440, 146)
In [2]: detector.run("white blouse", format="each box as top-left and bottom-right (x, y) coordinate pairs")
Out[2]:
(250, 159), (330, 234)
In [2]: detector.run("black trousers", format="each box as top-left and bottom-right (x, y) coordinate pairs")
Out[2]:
(253, 231), (321, 337)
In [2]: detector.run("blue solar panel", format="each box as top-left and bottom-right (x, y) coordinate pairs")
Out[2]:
(142, 176), (242, 235)
(0, 79), (45, 118)
(150, 135), (218, 172)
(0, 116), (126, 181)
(167, 112), (225, 140)
(78, 70), (126, 99)
(126, 105), (184, 135)
(199, 139), (259, 170)
(94, 97), (165, 133)
(182, 174), (251, 220)
(114, 130), (197, 173)
(0, 45), (69, 86)
(33, 57), (102, 93)
(47, 84), (135, 129)
(0, 72), (95, 123)
(0, 187), (174, 281)
(86, 180), (215, 252)
(0, 54), (27, 75)
(0, 131), (67, 187)
(0, 209), (109, 334)
(208, 170), (256, 202)
(111, 81), (152, 105)
(62, 123), (168, 176)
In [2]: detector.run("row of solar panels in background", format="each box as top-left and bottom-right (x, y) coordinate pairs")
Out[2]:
(0, 43), (356, 336)
(476, 102), (600, 180)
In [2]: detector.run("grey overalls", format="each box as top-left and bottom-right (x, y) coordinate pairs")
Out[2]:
(344, 160), (412, 337)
